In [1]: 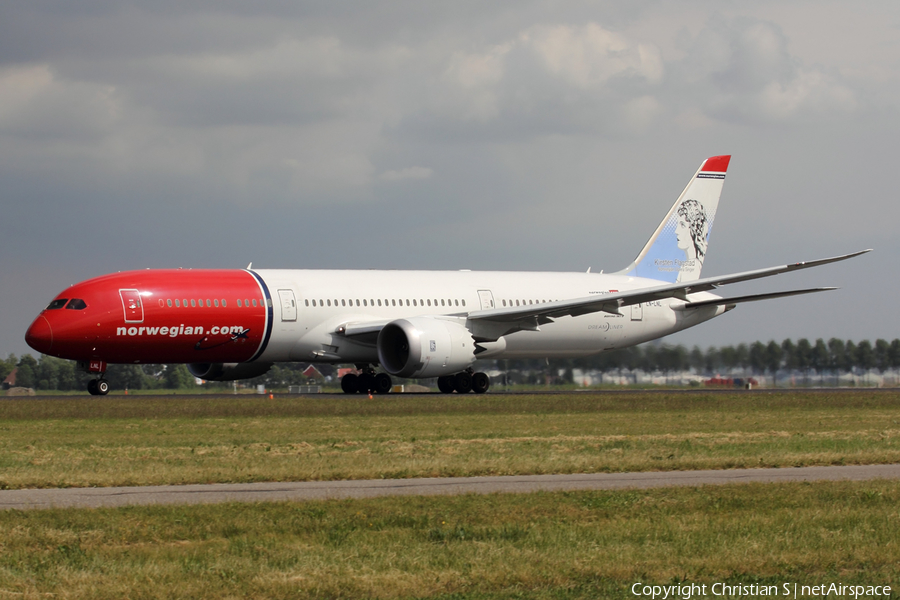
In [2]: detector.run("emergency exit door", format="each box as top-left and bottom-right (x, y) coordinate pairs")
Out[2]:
(477, 289), (495, 310)
(278, 289), (297, 321)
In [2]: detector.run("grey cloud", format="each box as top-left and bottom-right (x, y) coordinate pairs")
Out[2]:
(0, 1), (896, 358)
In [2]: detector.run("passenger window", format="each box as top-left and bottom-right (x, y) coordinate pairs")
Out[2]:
(341, 299), (346, 306)
(167, 299), (173, 308)
(252, 299), (258, 307)
(214, 299), (219, 307)
(175, 299), (180, 307)
(427, 299), (431, 306)
(413, 300), (417, 306)
(183, 299), (188, 307)
(461, 299), (465, 307)
(378, 299), (382, 306)
(47, 299), (68, 310)
(440, 299), (445, 306)
(222, 299), (227, 307)
(392, 299), (396, 306)
(191, 299), (196, 307)
(363, 300), (367, 307)
(237, 299), (242, 307)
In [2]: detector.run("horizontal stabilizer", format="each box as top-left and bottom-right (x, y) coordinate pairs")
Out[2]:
(681, 287), (837, 310)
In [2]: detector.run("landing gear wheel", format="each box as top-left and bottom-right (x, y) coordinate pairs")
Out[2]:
(341, 373), (359, 394)
(87, 379), (99, 395)
(374, 373), (393, 394)
(96, 379), (110, 395)
(471, 372), (490, 394)
(454, 371), (473, 394)
(437, 376), (455, 394)
(358, 373), (376, 394)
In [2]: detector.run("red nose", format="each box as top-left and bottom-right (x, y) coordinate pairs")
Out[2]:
(25, 315), (53, 354)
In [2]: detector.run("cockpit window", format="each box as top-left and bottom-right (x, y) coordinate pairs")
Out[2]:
(46, 299), (68, 310)
(65, 299), (88, 310)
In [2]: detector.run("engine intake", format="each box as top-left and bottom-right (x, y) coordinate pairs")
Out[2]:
(377, 317), (476, 378)
(188, 362), (272, 381)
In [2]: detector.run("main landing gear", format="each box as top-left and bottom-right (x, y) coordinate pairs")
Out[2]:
(341, 367), (393, 395)
(340, 367), (491, 395)
(437, 370), (490, 394)
(87, 378), (110, 396)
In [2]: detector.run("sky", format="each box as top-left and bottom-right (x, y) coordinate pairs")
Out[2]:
(2, 0), (898, 358)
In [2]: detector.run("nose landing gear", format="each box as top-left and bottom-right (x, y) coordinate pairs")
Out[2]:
(78, 360), (110, 396)
(87, 378), (110, 396)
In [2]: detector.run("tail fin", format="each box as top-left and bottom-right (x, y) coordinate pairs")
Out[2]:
(617, 155), (730, 283)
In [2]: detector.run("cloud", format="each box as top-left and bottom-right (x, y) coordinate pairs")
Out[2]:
(675, 18), (857, 125)
(525, 23), (663, 88)
(379, 166), (434, 182)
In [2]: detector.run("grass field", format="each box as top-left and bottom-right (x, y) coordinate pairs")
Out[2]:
(0, 480), (897, 598)
(0, 390), (898, 489)
(1, 390), (898, 599)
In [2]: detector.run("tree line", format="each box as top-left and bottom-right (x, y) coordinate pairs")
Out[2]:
(2, 337), (899, 391)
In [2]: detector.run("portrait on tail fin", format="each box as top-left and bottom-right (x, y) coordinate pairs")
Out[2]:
(618, 155), (728, 284)
(674, 198), (710, 282)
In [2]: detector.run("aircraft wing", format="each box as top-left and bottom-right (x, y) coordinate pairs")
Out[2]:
(465, 250), (870, 326)
(336, 250), (868, 344)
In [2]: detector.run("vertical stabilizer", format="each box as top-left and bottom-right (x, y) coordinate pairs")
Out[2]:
(617, 155), (730, 283)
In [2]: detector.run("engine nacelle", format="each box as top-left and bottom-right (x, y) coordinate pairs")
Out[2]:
(187, 362), (272, 381)
(377, 317), (476, 378)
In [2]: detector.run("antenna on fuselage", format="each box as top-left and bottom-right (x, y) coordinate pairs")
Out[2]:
(247, 262), (253, 269)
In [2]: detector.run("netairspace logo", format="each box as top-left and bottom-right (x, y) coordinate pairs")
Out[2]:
(631, 582), (892, 599)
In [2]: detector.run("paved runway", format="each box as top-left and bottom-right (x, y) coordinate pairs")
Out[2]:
(1, 464), (898, 510)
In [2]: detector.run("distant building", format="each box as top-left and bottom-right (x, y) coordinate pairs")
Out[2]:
(302, 365), (325, 383)
(2, 368), (16, 390)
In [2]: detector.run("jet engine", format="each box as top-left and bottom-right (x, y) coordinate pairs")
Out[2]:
(377, 317), (476, 378)
(188, 362), (272, 381)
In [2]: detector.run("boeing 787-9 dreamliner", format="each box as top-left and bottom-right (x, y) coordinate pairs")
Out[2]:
(25, 155), (869, 395)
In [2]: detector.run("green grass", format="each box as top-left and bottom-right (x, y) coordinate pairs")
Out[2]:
(0, 480), (897, 598)
(0, 390), (898, 489)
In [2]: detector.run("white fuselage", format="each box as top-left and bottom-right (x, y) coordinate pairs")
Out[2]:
(254, 269), (725, 365)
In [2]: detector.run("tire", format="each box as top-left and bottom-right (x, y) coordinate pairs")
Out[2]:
(471, 372), (490, 394)
(87, 379), (99, 395)
(374, 373), (393, 394)
(437, 376), (455, 394)
(454, 372), (473, 394)
(97, 380), (110, 395)
(358, 373), (376, 394)
(341, 373), (359, 394)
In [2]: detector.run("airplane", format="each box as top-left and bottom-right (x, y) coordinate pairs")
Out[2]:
(24, 155), (869, 395)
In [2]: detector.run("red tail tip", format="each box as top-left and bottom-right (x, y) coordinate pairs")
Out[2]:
(702, 155), (731, 173)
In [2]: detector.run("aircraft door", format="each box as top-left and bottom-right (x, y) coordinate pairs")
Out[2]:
(477, 290), (495, 310)
(631, 303), (643, 321)
(119, 289), (144, 323)
(278, 289), (297, 321)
